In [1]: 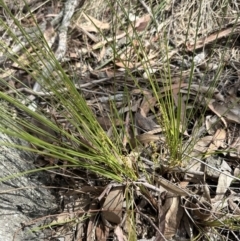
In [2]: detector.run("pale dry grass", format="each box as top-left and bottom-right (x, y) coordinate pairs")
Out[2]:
(82, 0), (240, 50)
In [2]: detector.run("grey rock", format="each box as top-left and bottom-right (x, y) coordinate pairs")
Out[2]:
(0, 133), (58, 241)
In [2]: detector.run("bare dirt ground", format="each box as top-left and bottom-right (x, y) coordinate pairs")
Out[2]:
(1, 0), (240, 240)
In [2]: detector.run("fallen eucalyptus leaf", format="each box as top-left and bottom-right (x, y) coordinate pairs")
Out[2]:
(102, 186), (124, 224)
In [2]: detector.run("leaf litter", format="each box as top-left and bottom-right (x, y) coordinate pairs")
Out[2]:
(1, 0), (240, 240)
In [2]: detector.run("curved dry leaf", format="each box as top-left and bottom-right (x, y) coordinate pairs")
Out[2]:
(189, 199), (212, 221)
(210, 101), (240, 124)
(50, 213), (72, 225)
(140, 96), (156, 115)
(87, 218), (96, 241)
(206, 129), (227, 156)
(214, 169), (234, 201)
(162, 196), (184, 239)
(96, 116), (123, 130)
(96, 221), (110, 241)
(154, 175), (191, 196)
(114, 226), (126, 241)
(43, 21), (57, 46)
(135, 111), (159, 131)
(208, 100), (227, 126)
(130, 133), (162, 149)
(87, 202), (99, 241)
(193, 135), (213, 153)
(205, 115), (220, 135)
(190, 84), (219, 95)
(134, 14), (151, 32)
(186, 24), (238, 51)
(102, 186), (124, 224)
(82, 13), (110, 32)
(115, 60), (134, 68)
(213, 128), (227, 148)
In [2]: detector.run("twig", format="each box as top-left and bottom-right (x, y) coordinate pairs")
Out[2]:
(87, 93), (124, 104)
(184, 154), (240, 182)
(33, 0), (81, 92)
(138, 0), (154, 19)
(25, 0), (82, 111)
(6, 77), (116, 96)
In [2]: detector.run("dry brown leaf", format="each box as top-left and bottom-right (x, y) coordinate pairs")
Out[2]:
(154, 175), (191, 196)
(134, 14), (151, 32)
(115, 60), (135, 68)
(130, 133), (162, 148)
(202, 182), (211, 204)
(135, 110), (159, 131)
(12, 50), (32, 68)
(92, 31), (129, 50)
(98, 45), (106, 61)
(101, 186), (124, 224)
(182, 152), (203, 175)
(81, 186), (105, 195)
(159, 193), (173, 236)
(186, 21), (240, 51)
(114, 226), (126, 241)
(96, 116), (123, 131)
(75, 221), (85, 241)
(131, 89), (152, 95)
(140, 96), (156, 115)
(229, 136), (240, 158)
(214, 171), (233, 201)
(61, 230), (74, 241)
(205, 156), (222, 179)
(208, 100), (227, 126)
(82, 13), (110, 32)
(172, 86), (189, 135)
(122, 111), (130, 147)
(159, 83), (188, 94)
(43, 20), (57, 46)
(205, 115), (220, 135)
(190, 84), (219, 95)
(213, 128), (227, 148)
(213, 161), (233, 201)
(50, 213), (73, 225)
(189, 198), (212, 221)
(87, 218), (96, 241)
(209, 100), (240, 124)
(161, 195), (183, 239)
(87, 202), (99, 241)
(206, 129), (227, 156)
(193, 135), (213, 153)
(96, 221), (109, 241)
